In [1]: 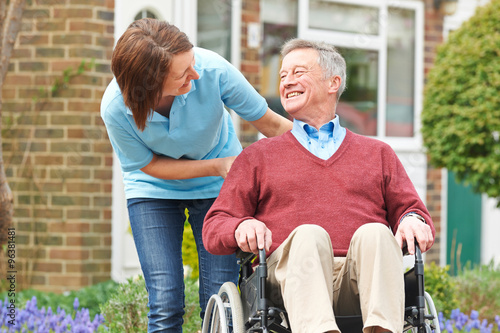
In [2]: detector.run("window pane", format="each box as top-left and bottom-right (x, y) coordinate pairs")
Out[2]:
(309, 0), (379, 35)
(385, 7), (416, 137)
(197, 0), (232, 60)
(261, 0), (298, 118)
(337, 48), (378, 136)
(134, 10), (158, 21)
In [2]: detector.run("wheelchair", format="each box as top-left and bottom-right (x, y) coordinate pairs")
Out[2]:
(202, 244), (441, 333)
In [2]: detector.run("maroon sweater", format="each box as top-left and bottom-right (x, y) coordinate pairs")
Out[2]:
(203, 130), (434, 257)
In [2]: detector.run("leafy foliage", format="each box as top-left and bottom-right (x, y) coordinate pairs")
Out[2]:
(454, 261), (500, 323)
(421, 0), (500, 205)
(424, 262), (459, 318)
(99, 276), (148, 332)
(99, 275), (202, 333)
(183, 215), (199, 279)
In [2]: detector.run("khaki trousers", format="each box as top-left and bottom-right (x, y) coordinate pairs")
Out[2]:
(266, 224), (404, 333)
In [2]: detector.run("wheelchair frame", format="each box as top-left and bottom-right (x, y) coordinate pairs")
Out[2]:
(203, 245), (441, 333)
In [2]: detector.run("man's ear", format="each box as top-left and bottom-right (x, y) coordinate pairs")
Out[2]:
(328, 75), (342, 94)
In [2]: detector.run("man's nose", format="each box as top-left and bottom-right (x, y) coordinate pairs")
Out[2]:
(281, 73), (296, 87)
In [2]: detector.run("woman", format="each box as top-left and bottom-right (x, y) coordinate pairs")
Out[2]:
(100, 18), (291, 332)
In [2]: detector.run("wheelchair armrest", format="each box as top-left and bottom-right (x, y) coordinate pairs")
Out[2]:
(236, 248), (268, 265)
(236, 249), (256, 264)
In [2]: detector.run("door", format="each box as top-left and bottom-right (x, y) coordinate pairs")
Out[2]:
(446, 171), (482, 274)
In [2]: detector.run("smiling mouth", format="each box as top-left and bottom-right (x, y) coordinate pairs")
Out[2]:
(287, 92), (302, 99)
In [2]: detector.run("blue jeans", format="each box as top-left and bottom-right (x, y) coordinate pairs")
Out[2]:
(127, 198), (239, 333)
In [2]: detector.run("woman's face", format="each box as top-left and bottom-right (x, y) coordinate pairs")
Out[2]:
(162, 49), (200, 97)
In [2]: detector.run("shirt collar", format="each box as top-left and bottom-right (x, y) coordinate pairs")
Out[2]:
(293, 116), (342, 138)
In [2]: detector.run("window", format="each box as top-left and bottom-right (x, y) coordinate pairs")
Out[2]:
(309, 1), (379, 35)
(197, 0), (232, 60)
(261, 0), (298, 118)
(386, 7), (417, 137)
(134, 9), (159, 20)
(336, 48), (378, 136)
(300, 0), (423, 143)
(261, 0), (423, 145)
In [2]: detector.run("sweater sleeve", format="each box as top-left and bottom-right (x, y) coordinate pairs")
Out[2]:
(203, 148), (261, 255)
(382, 147), (435, 239)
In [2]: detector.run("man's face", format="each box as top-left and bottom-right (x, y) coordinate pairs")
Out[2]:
(162, 49), (200, 98)
(279, 48), (333, 120)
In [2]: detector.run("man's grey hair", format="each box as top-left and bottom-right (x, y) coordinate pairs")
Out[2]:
(281, 38), (347, 100)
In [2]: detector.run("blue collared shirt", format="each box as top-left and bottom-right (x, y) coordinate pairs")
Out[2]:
(291, 116), (346, 159)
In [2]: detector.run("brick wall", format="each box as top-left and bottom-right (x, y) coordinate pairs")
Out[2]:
(239, 0), (262, 147)
(423, 0), (445, 264)
(2, 0), (115, 293)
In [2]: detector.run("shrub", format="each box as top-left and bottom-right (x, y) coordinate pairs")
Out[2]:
(421, 0), (500, 205)
(99, 275), (202, 333)
(99, 276), (148, 332)
(454, 261), (500, 323)
(424, 262), (459, 318)
(183, 221), (199, 280)
(182, 277), (202, 333)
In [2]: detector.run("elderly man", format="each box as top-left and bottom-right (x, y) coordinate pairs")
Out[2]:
(202, 39), (435, 333)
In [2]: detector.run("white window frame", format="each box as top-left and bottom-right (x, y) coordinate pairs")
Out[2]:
(298, 0), (424, 152)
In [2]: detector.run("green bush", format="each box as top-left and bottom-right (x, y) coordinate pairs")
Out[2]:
(0, 279), (118, 318)
(421, 0), (500, 204)
(183, 220), (199, 280)
(99, 275), (202, 333)
(182, 277), (203, 333)
(99, 276), (149, 332)
(454, 261), (500, 323)
(424, 262), (459, 317)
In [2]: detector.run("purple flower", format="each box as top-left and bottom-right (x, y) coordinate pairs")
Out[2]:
(451, 308), (461, 320)
(1, 295), (107, 332)
(445, 319), (454, 333)
(73, 298), (80, 311)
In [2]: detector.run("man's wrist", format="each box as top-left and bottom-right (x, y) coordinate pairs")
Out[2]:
(401, 212), (426, 224)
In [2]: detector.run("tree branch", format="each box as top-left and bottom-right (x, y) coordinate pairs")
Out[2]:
(1, 0), (26, 82)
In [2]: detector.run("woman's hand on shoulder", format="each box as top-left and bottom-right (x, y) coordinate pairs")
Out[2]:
(216, 155), (237, 179)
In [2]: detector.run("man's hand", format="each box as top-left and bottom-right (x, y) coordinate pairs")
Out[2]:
(235, 219), (272, 254)
(395, 216), (434, 254)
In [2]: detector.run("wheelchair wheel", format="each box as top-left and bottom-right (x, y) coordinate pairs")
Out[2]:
(219, 282), (245, 333)
(407, 292), (441, 333)
(202, 282), (245, 333)
(202, 294), (228, 333)
(424, 291), (441, 333)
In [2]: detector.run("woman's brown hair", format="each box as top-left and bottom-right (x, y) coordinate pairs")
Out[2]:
(111, 19), (193, 131)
